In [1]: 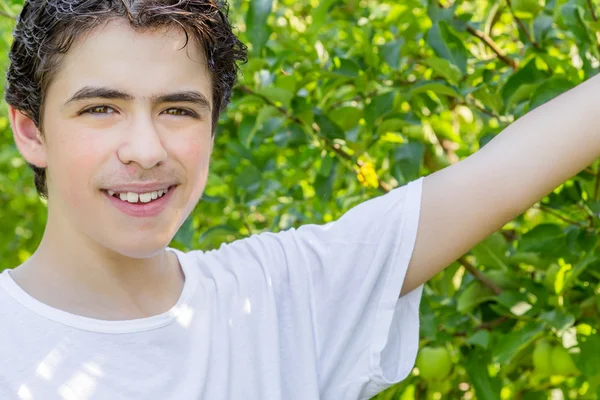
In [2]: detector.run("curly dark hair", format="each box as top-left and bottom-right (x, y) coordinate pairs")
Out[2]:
(4, 0), (248, 198)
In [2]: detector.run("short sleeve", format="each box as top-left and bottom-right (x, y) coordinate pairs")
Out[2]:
(273, 177), (424, 398)
(206, 177), (424, 399)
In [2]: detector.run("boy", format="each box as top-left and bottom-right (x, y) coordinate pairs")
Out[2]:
(1, 0), (598, 399)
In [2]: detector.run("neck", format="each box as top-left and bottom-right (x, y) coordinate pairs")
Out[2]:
(10, 208), (184, 320)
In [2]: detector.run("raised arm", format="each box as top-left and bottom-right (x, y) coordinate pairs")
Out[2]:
(401, 73), (600, 296)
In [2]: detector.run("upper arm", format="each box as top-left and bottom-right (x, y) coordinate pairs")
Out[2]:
(400, 154), (529, 296)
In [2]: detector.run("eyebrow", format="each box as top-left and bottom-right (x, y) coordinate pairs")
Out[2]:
(62, 86), (212, 111)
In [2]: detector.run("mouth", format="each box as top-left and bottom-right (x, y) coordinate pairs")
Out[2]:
(103, 185), (177, 204)
(101, 185), (178, 217)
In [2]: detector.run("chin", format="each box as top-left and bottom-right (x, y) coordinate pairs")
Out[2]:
(102, 234), (175, 259)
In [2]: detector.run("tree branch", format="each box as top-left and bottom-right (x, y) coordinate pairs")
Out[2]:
(535, 204), (586, 227)
(238, 85), (393, 193)
(463, 95), (503, 120)
(237, 85), (298, 123)
(505, 0), (540, 48)
(239, 84), (545, 291)
(435, 0), (518, 69)
(452, 316), (509, 337)
(588, 0), (598, 21)
(458, 256), (503, 295)
(466, 25), (518, 70)
(0, 9), (14, 19)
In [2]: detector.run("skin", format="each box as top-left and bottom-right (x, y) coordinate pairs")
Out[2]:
(8, 13), (600, 321)
(402, 71), (600, 295)
(8, 20), (214, 320)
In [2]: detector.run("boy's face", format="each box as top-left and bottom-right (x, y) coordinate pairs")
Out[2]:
(32, 21), (214, 257)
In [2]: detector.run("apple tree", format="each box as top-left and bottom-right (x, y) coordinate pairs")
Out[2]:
(0, 0), (599, 398)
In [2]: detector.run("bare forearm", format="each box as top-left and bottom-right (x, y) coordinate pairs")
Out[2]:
(471, 72), (600, 214)
(402, 74), (600, 296)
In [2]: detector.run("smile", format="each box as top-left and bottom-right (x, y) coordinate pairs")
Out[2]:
(102, 185), (177, 218)
(106, 187), (172, 204)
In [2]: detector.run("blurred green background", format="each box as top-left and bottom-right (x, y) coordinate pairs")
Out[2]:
(1, 0), (600, 398)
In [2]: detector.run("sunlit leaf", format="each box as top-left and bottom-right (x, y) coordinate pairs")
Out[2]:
(247, 0), (273, 54)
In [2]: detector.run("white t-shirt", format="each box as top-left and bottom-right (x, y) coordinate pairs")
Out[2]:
(0, 177), (424, 400)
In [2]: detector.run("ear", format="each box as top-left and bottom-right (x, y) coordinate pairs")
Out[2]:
(8, 105), (47, 168)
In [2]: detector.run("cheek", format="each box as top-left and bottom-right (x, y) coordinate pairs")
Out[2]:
(176, 134), (212, 176)
(46, 130), (112, 199)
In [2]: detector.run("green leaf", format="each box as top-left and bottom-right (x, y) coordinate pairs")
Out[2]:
(423, 56), (463, 83)
(365, 92), (396, 127)
(410, 80), (461, 98)
(173, 215), (195, 248)
(310, 0), (337, 33)
(314, 113), (345, 139)
(378, 117), (408, 136)
(533, 13), (554, 44)
(518, 223), (566, 256)
(496, 290), (529, 311)
(507, 252), (544, 268)
(273, 123), (307, 147)
(380, 38), (404, 69)
(255, 105), (282, 131)
(426, 0), (458, 24)
(539, 310), (575, 331)
(332, 57), (361, 77)
(493, 321), (545, 365)
(565, 250), (600, 289)
(561, 2), (592, 45)
(457, 281), (495, 313)
(393, 142), (425, 185)
(427, 20), (468, 74)
(328, 106), (362, 131)
(471, 86), (504, 114)
(471, 232), (510, 270)
(575, 334), (600, 376)
(501, 59), (547, 110)
(234, 164), (262, 193)
(238, 115), (257, 149)
(255, 87), (294, 108)
(247, 0), (273, 55)
(512, 0), (543, 19)
(315, 159), (337, 201)
(529, 78), (574, 111)
(467, 330), (490, 349)
(464, 349), (502, 400)
(199, 225), (241, 244)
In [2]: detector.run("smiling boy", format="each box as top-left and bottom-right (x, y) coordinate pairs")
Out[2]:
(1, 1), (600, 399)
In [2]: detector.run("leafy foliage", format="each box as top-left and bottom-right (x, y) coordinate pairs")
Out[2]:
(1, 0), (600, 398)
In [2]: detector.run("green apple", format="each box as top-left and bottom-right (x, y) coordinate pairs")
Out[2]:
(428, 380), (452, 394)
(532, 340), (553, 376)
(550, 346), (579, 376)
(416, 346), (453, 381)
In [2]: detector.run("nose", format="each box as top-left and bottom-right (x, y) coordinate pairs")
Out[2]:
(117, 115), (167, 169)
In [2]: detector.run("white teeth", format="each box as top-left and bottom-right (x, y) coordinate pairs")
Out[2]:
(110, 188), (170, 203)
(139, 192), (152, 203)
(126, 192), (139, 203)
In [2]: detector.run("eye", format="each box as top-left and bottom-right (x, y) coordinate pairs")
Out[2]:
(82, 105), (115, 115)
(163, 108), (197, 117)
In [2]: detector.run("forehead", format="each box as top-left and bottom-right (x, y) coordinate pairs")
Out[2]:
(47, 19), (213, 104)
